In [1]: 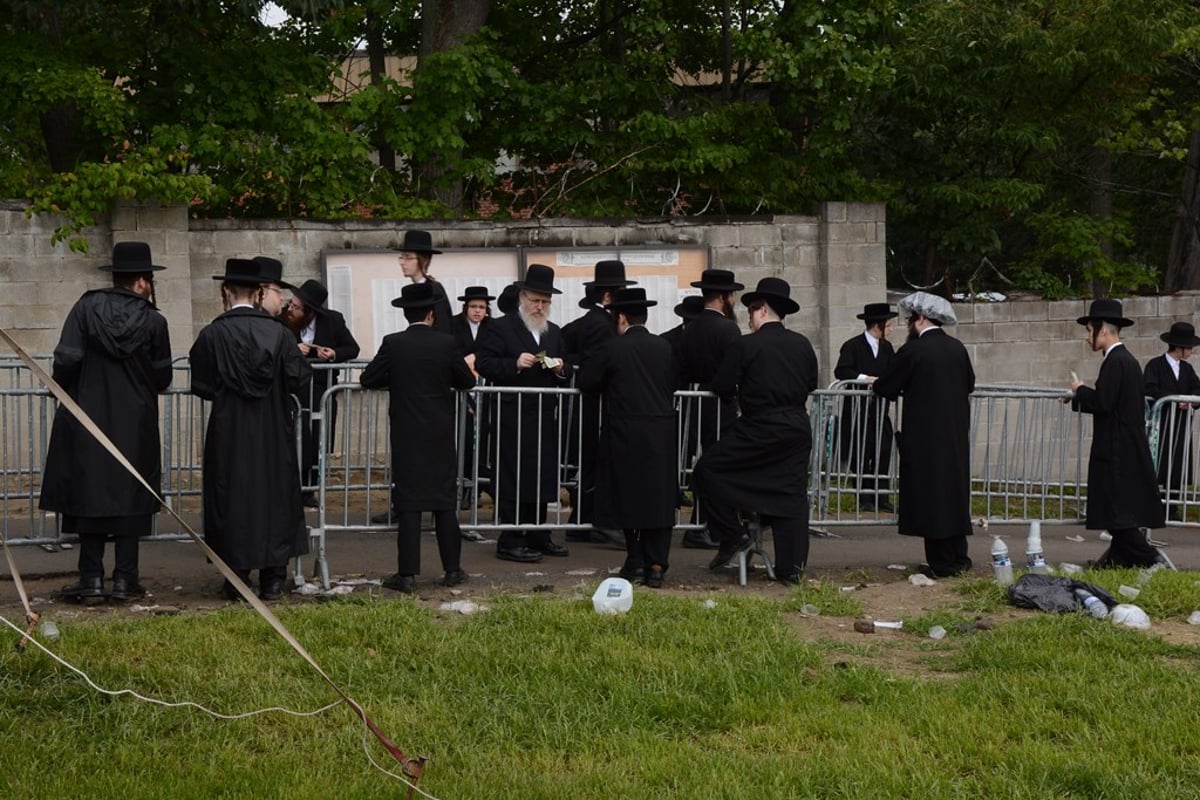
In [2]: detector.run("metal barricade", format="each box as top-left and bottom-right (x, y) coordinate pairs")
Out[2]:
(1147, 394), (1200, 523)
(0, 387), (55, 543)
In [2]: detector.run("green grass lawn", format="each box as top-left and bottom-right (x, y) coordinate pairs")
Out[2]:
(3, 583), (1200, 799)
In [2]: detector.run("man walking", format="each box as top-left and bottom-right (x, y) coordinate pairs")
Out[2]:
(872, 291), (975, 578)
(360, 282), (477, 592)
(1070, 298), (1167, 567)
(41, 242), (172, 604)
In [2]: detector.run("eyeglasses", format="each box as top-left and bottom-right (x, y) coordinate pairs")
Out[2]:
(262, 285), (283, 295)
(525, 298), (552, 307)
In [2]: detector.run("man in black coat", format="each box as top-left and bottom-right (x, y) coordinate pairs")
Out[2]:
(283, 278), (360, 508)
(562, 259), (634, 542)
(1070, 299), (1167, 567)
(834, 303), (897, 512)
(576, 288), (679, 587)
(475, 264), (574, 562)
(1144, 321), (1200, 520)
(450, 285), (494, 521)
(41, 242), (172, 604)
(360, 282), (477, 593)
(694, 278), (818, 584)
(678, 268), (744, 549)
(189, 258), (313, 601)
(873, 292), (975, 578)
(661, 295), (705, 355)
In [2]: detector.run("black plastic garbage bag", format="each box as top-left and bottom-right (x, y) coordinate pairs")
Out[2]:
(1007, 573), (1117, 613)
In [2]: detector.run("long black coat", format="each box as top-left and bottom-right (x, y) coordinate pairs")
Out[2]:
(873, 328), (974, 539)
(360, 324), (476, 510)
(297, 309), (360, 479)
(1144, 354), (1200, 490)
(40, 288), (172, 524)
(428, 281), (455, 337)
(1073, 344), (1165, 530)
(475, 314), (574, 504)
(451, 313), (490, 358)
(678, 308), (741, 444)
(833, 332), (895, 472)
(575, 326), (679, 529)
(692, 322), (818, 518)
(189, 308), (312, 570)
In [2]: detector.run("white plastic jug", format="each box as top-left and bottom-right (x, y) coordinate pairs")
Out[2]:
(592, 577), (634, 615)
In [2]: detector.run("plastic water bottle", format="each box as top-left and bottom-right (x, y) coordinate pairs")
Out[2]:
(991, 536), (1013, 586)
(1025, 521), (1047, 574)
(39, 619), (60, 642)
(1074, 588), (1109, 619)
(592, 577), (633, 615)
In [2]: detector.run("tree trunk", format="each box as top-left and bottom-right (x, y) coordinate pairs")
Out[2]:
(366, 8), (396, 174)
(1165, 126), (1200, 291)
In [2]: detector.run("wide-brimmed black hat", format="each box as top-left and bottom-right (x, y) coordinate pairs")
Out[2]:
(291, 279), (329, 314)
(605, 287), (657, 312)
(1161, 321), (1200, 348)
(100, 241), (166, 273)
(690, 268), (744, 292)
(391, 282), (439, 309)
(857, 302), (897, 322)
(585, 260), (637, 288)
(458, 286), (495, 303)
(497, 282), (520, 315)
(673, 295), (705, 320)
(741, 277), (799, 316)
(1077, 298), (1133, 328)
(212, 258), (264, 285)
(398, 230), (442, 255)
(252, 256), (295, 289)
(517, 264), (561, 295)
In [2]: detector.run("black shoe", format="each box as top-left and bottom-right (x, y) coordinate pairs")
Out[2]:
(110, 577), (147, 602)
(461, 530), (487, 542)
(301, 492), (319, 509)
(221, 580), (248, 602)
(496, 546), (543, 563)
(876, 499), (895, 513)
(382, 573), (417, 593)
(682, 530), (720, 550)
(776, 572), (802, 586)
(708, 535), (750, 570)
(370, 509), (395, 525)
(259, 579), (286, 601)
(60, 577), (106, 603)
(441, 568), (468, 587)
(644, 565), (665, 589)
(618, 558), (644, 581)
(532, 541), (569, 557)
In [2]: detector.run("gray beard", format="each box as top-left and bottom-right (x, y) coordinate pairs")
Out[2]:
(519, 308), (548, 336)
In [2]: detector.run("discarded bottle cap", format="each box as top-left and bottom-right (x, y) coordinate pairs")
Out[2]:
(928, 625), (947, 640)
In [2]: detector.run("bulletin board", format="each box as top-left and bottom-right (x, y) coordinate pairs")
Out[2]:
(321, 244), (712, 357)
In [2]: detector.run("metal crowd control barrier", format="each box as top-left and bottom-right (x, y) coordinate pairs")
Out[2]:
(1147, 394), (1200, 523)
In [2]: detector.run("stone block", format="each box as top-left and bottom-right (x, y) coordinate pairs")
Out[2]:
(36, 281), (92, 306)
(1027, 320), (1073, 341)
(210, 229), (262, 256)
(1010, 302), (1048, 322)
(826, 222), (871, 244)
(2, 282), (38, 306)
(980, 358), (1031, 385)
(780, 222), (819, 246)
(972, 303), (1011, 323)
(820, 202), (847, 223)
(9, 258), (65, 283)
(954, 323), (993, 344)
(848, 202), (885, 224)
(992, 322), (1030, 342)
(738, 224), (783, 248)
(951, 303), (973, 324)
(1121, 296), (1155, 320)
(1047, 300), (1083, 321)
(12, 305), (67, 329)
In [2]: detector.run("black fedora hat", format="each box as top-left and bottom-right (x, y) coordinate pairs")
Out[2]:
(857, 302), (897, 322)
(605, 287), (658, 312)
(391, 282), (438, 309)
(497, 282), (520, 315)
(100, 241), (166, 273)
(741, 277), (799, 316)
(398, 230), (442, 255)
(291, 279), (329, 314)
(517, 264), (561, 295)
(212, 258), (264, 285)
(1076, 298), (1133, 328)
(1161, 321), (1200, 348)
(690, 268), (744, 292)
(585, 260), (637, 288)
(252, 256), (295, 290)
(673, 295), (705, 320)
(458, 286), (495, 302)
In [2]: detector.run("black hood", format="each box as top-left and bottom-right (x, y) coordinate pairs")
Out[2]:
(78, 288), (160, 360)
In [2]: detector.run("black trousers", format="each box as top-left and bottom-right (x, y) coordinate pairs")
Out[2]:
(624, 527), (672, 573)
(923, 536), (972, 576)
(1099, 527), (1161, 568)
(64, 514), (152, 581)
(396, 510), (462, 576)
(496, 500), (552, 550)
(705, 500), (811, 578)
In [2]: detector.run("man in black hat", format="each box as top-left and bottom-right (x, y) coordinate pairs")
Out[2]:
(873, 291), (975, 578)
(41, 242), (173, 604)
(1144, 321), (1200, 520)
(451, 285), (495, 364)
(1069, 299), (1167, 567)
(694, 278), (818, 584)
(475, 264), (574, 562)
(834, 303), (898, 513)
(661, 295), (705, 354)
(251, 256), (293, 318)
(283, 279), (360, 508)
(562, 260), (635, 541)
(189, 258), (313, 601)
(678, 268), (745, 549)
(397, 229), (454, 336)
(360, 282), (477, 592)
(576, 288), (680, 587)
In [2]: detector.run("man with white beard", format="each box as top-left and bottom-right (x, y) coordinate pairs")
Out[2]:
(475, 265), (574, 562)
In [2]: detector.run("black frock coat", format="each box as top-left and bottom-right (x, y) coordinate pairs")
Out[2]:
(40, 288), (172, 525)
(575, 326), (679, 529)
(1072, 344), (1166, 530)
(297, 308), (360, 478)
(678, 308), (741, 443)
(833, 332), (895, 472)
(873, 328), (975, 539)
(692, 322), (818, 518)
(189, 307), (312, 570)
(360, 324), (476, 511)
(450, 313), (490, 357)
(474, 313), (574, 504)
(1143, 354), (1200, 489)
